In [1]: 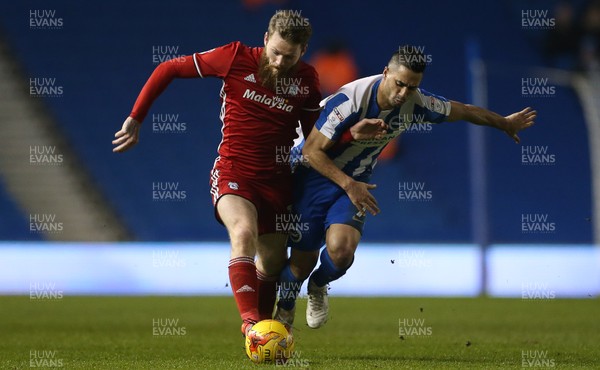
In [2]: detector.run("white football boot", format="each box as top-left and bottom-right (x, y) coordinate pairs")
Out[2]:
(306, 280), (329, 328)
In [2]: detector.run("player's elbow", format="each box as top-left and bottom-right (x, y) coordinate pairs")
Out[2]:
(301, 143), (317, 158)
(447, 100), (468, 122)
(152, 59), (179, 80)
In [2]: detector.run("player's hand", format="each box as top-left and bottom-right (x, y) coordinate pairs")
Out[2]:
(113, 117), (141, 152)
(350, 118), (388, 140)
(345, 180), (380, 216)
(504, 107), (536, 144)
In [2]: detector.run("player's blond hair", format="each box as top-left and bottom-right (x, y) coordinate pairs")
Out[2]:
(267, 10), (312, 47)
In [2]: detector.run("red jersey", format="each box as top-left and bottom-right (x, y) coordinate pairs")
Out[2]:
(130, 41), (321, 178)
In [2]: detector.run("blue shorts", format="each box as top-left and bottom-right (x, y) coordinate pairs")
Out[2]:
(288, 166), (366, 251)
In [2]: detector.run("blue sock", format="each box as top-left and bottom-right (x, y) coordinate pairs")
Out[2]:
(310, 248), (353, 288)
(277, 264), (304, 310)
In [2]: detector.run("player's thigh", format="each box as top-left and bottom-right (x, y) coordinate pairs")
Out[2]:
(255, 233), (288, 276)
(216, 194), (259, 240)
(288, 177), (332, 253)
(253, 177), (292, 236)
(324, 193), (363, 259)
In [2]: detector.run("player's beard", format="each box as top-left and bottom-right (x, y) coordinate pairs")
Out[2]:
(258, 50), (297, 92)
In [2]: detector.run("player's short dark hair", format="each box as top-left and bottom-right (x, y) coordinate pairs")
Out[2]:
(389, 45), (427, 73)
(268, 10), (312, 47)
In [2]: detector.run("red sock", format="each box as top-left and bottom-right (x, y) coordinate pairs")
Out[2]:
(228, 257), (259, 324)
(256, 270), (278, 321)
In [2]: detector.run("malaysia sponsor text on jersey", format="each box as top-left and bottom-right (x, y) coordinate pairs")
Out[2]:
(242, 89), (294, 112)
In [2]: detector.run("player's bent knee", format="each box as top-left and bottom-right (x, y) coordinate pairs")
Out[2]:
(326, 238), (356, 268)
(230, 226), (257, 244)
(326, 227), (359, 268)
(327, 247), (355, 269)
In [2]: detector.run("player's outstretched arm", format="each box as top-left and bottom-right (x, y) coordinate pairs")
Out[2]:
(112, 55), (203, 153)
(112, 117), (141, 153)
(303, 126), (380, 215)
(447, 101), (536, 143)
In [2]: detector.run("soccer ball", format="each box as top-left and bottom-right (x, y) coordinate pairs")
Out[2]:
(245, 319), (295, 364)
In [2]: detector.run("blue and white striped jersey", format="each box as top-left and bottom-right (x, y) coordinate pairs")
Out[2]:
(298, 74), (451, 180)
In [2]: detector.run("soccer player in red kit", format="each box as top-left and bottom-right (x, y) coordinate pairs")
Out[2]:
(112, 11), (320, 337)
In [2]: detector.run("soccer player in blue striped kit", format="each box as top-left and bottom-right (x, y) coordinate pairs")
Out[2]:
(275, 45), (537, 329)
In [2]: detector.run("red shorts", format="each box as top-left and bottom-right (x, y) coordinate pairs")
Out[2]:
(209, 158), (292, 235)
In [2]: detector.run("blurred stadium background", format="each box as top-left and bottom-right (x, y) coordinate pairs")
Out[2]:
(0, 0), (599, 297)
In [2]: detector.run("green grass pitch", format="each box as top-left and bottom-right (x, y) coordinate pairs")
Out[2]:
(1, 296), (598, 369)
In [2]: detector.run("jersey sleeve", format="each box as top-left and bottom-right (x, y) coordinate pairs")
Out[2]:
(128, 42), (240, 123)
(315, 93), (360, 142)
(129, 55), (202, 122)
(412, 88), (452, 123)
(192, 41), (240, 79)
